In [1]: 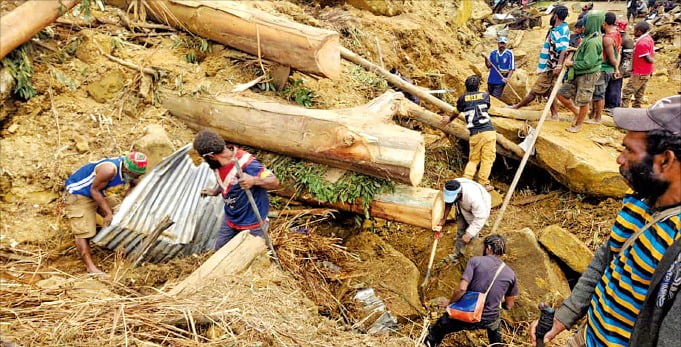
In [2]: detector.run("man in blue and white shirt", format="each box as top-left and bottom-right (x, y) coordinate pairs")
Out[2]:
(485, 36), (516, 99)
(511, 5), (570, 119)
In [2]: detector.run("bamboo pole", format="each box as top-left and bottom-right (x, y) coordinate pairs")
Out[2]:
(490, 56), (572, 234)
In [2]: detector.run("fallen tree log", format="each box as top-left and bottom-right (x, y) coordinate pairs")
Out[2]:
(0, 0), (80, 59)
(160, 89), (425, 186)
(275, 184), (444, 230)
(168, 231), (266, 297)
(108, 0), (340, 79)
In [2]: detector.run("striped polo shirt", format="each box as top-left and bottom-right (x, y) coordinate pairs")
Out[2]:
(584, 195), (681, 346)
(537, 22), (570, 73)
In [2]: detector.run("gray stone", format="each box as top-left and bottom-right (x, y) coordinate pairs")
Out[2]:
(133, 124), (174, 169)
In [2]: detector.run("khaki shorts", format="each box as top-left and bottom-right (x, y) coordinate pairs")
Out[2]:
(65, 194), (119, 239)
(531, 71), (558, 96)
(558, 71), (600, 107)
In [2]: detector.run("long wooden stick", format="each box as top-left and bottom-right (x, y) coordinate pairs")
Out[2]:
(421, 228), (441, 287)
(491, 56), (572, 234)
(130, 215), (174, 267)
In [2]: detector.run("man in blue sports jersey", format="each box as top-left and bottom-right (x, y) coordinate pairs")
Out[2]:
(530, 95), (681, 347)
(64, 152), (148, 277)
(484, 36), (515, 99)
(193, 130), (280, 249)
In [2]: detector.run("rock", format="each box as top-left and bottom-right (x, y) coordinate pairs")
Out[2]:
(346, 0), (403, 16)
(345, 232), (422, 318)
(75, 29), (112, 64)
(538, 225), (593, 274)
(7, 123), (19, 134)
(490, 116), (628, 198)
(490, 190), (503, 208)
(654, 68), (668, 77)
(470, 0), (493, 21)
(0, 67), (15, 101)
(133, 124), (174, 169)
(75, 136), (90, 153)
(513, 49), (527, 60)
(469, 62), (487, 77)
(87, 71), (125, 103)
(495, 228), (571, 322)
(500, 68), (529, 105)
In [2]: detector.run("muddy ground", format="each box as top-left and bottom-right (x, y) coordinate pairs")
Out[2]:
(1, 0), (680, 346)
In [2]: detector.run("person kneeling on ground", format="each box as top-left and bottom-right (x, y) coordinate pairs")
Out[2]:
(423, 234), (519, 346)
(438, 179), (492, 263)
(193, 130), (280, 249)
(441, 76), (497, 191)
(64, 152), (148, 278)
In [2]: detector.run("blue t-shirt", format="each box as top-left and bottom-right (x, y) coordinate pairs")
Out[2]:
(488, 49), (516, 85)
(216, 149), (273, 230)
(65, 157), (127, 198)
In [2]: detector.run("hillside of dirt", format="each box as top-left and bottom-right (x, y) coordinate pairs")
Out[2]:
(1, 0), (680, 346)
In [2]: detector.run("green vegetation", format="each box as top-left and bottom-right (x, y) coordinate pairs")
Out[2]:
(264, 154), (394, 218)
(172, 37), (211, 64)
(1, 44), (37, 100)
(282, 78), (315, 107)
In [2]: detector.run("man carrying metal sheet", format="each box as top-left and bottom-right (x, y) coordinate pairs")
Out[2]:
(193, 130), (280, 249)
(64, 152), (148, 278)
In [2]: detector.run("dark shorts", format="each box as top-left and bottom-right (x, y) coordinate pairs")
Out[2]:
(605, 77), (623, 108)
(215, 218), (266, 249)
(558, 71), (600, 107)
(593, 70), (614, 101)
(487, 83), (505, 99)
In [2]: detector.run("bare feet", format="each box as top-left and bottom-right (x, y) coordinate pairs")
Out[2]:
(549, 114), (559, 120)
(87, 271), (110, 280)
(566, 125), (582, 133)
(584, 118), (601, 124)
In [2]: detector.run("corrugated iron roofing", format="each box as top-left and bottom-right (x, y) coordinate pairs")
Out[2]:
(93, 145), (223, 263)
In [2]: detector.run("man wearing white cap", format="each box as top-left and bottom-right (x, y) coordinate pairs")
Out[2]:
(484, 36), (516, 99)
(438, 178), (492, 262)
(530, 95), (681, 347)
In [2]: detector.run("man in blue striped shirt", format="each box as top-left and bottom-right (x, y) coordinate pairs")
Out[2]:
(484, 37), (515, 99)
(530, 95), (681, 347)
(510, 5), (569, 119)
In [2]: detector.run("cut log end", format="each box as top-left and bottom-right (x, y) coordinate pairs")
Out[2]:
(409, 144), (425, 186)
(430, 190), (444, 230)
(316, 36), (341, 80)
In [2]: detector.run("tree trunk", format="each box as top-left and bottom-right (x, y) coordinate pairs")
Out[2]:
(275, 185), (444, 230)
(168, 231), (266, 297)
(0, 0), (80, 59)
(340, 46), (526, 159)
(108, 0), (339, 79)
(159, 89), (425, 186)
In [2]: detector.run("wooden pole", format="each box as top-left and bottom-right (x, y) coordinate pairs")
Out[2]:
(130, 215), (174, 267)
(0, 0), (80, 59)
(490, 56), (572, 234)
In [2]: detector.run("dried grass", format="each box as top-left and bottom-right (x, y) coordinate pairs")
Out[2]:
(0, 212), (413, 346)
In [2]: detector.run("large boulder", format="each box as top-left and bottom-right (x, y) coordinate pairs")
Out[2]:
(498, 228), (571, 322)
(345, 232), (422, 318)
(87, 70), (125, 103)
(133, 124), (175, 169)
(538, 225), (594, 274)
(489, 116), (628, 198)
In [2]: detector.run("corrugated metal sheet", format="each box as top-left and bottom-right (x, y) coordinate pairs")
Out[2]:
(93, 145), (223, 263)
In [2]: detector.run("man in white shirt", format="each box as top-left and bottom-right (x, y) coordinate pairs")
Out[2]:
(437, 178), (492, 262)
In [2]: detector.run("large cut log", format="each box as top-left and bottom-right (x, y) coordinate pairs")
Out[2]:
(108, 0), (339, 79)
(168, 231), (266, 297)
(276, 184), (444, 230)
(0, 0), (80, 59)
(160, 89), (425, 186)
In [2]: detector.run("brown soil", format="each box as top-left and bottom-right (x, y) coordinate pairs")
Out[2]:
(1, 0), (679, 346)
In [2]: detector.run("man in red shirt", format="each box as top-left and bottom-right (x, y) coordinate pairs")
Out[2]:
(622, 21), (655, 108)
